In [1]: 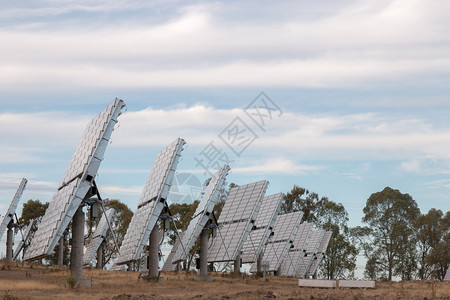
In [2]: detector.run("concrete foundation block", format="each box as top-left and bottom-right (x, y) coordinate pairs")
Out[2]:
(298, 279), (336, 288)
(338, 280), (375, 289)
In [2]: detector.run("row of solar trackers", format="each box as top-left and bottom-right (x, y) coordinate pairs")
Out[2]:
(161, 174), (332, 277)
(1, 98), (331, 277)
(193, 176), (333, 277)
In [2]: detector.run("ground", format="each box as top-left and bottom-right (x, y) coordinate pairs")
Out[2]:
(0, 264), (449, 299)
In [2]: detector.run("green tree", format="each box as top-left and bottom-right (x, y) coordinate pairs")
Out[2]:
(19, 199), (49, 227)
(423, 211), (450, 281)
(317, 200), (357, 279)
(426, 233), (450, 281)
(414, 208), (444, 279)
(357, 187), (420, 281)
(280, 186), (322, 223)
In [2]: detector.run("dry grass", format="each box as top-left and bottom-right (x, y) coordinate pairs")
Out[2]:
(0, 264), (449, 299)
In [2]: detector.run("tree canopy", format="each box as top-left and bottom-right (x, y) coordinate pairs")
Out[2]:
(354, 187), (420, 281)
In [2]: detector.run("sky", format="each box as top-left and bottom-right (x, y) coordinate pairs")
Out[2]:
(1, 0), (450, 274)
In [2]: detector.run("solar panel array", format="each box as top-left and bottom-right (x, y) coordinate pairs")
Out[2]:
(279, 222), (313, 277)
(445, 267), (450, 282)
(172, 165), (230, 264)
(241, 193), (282, 263)
(115, 138), (185, 265)
(250, 211), (304, 272)
(306, 231), (332, 277)
(25, 99), (125, 261)
(84, 208), (116, 265)
(207, 180), (268, 262)
(162, 232), (185, 271)
(0, 178), (27, 240)
(297, 229), (325, 278)
(13, 219), (36, 260)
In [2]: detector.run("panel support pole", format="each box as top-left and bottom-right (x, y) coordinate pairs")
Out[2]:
(256, 252), (262, 275)
(234, 251), (241, 274)
(195, 229), (212, 281)
(70, 206), (85, 283)
(6, 222), (14, 263)
(58, 236), (64, 266)
(148, 226), (159, 279)
(199, 229), (208, 276)
(96, 242), (104, 269)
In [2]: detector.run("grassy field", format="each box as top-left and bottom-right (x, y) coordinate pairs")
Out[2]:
(0, 263), (449, 299)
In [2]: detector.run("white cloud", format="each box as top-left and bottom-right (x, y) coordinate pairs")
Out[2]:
(3, 105), (450, 165)
(0, 111), (87, 147)
(232, 158), (323, 175)
(400, 160), (422, 173)
(100, 184), (143, 196)
(425, 179), (450, 190)
(0, 173), (58, 213)
(0, 0), (449, 90)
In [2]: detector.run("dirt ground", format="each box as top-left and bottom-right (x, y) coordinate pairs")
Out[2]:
(0, 264), (449, 300)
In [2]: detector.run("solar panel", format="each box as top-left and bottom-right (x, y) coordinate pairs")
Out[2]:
(445, 266), (450, 282)
(306, 231), (332, 277)
(241, 193), (282, 264)
(115, 138), (186, 265)
(83, 208), (115, 265)
(207, 180), (268, 263)
(0, 178), (27, 240)
(250, 211), (304, 273)
(24, 99), (125, 261)
(13, 219), (36, 260)
(297, 229), (325, 278)
(279, 222), (313, 277)
(162, 232), (185, 272)
(171, 165), (230, 264)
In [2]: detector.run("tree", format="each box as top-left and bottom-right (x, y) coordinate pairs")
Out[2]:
(19, 199), (49, 227)
(316, 200), (357, 279)
(357, 187), (420, 281)
(426, 233), (450, 281)
(421, 210), (450, 281)
(280, 186), (321, 223)
(414, 208), (444, 279)
(282, 186), (357, 279)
